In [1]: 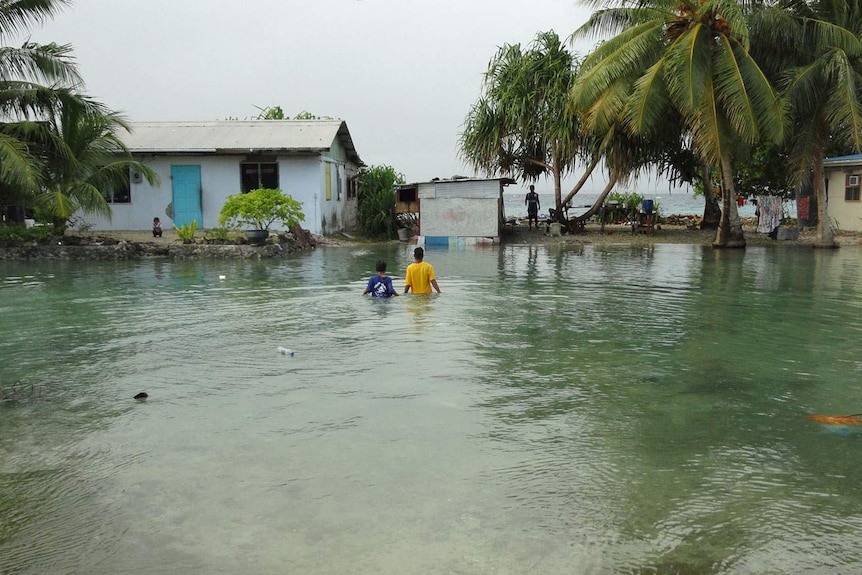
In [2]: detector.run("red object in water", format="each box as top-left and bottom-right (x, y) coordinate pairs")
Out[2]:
(806, 414), (862, 425)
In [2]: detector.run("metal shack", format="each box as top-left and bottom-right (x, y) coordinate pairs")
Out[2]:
(413, 177), (514, 246)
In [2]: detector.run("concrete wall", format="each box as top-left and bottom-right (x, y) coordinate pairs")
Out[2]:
(420, 197), (500, 237)
(826, 167), (862, 232)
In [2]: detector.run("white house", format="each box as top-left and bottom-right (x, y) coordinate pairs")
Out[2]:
(77, 120), (364, 235)
(824, 154), (862, 232)
(399, 177), (515, 246)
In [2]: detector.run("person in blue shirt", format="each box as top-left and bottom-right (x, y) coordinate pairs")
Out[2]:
(363, 260), (399, 298)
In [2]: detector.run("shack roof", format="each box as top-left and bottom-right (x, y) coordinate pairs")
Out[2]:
(122, 120), (363, 165)
(824, 154), (862, 166)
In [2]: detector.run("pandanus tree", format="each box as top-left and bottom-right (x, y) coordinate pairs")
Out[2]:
(749, 0), (862, 248)
(460, 31), (599, 220)
(571, 0), (784, 247)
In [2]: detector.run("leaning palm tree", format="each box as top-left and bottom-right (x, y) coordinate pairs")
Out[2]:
(572, 0), (785, 248)
(750, 0), (862, 248)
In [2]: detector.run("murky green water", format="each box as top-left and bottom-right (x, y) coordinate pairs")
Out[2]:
(3, 243), (862, 574)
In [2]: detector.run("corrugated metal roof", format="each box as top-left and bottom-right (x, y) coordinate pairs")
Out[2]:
(825, 154), (862, 164)
(435, 179), (504, 199)
(121, 120), (363, 165)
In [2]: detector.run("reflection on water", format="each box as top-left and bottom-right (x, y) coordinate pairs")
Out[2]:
(3, 244), (862, 574)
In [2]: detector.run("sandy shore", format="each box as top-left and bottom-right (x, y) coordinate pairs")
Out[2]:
(500, 221), (859, 248)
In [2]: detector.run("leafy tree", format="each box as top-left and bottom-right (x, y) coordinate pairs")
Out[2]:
(733, 143), (795, 199)
(293, 110), (335, 120)
(460, 31), (596, 218)
(356, 165), (404, 238)
(572, 0), (784, 247)
(219, 187), (305, 231)
(255, 105), (285, 120)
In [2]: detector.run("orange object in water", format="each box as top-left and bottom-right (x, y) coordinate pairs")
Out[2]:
(806, 414), (862, 425)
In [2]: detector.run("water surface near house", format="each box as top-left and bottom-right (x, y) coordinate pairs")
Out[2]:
(2, 244), (862, 574)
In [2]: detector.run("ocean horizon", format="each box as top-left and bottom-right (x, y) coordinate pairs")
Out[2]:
(504, 190), (764, 219)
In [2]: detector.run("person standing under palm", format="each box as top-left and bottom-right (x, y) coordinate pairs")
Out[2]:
(525, 185), (540, 230)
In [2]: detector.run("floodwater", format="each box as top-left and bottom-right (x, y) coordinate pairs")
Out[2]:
(2, 243), (862, 574)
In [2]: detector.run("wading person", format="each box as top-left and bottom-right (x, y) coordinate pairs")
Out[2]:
(525, 185), (540, 230)
(404, 247), (441, 295)
(363, 260), (398, 298)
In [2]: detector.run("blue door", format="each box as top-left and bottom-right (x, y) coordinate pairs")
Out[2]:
(171, 165), (202, 227)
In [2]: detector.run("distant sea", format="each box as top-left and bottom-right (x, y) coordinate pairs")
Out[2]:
(503, 190), (761, 219)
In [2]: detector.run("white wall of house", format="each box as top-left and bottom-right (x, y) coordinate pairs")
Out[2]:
(825, 165), (862, 232)
(318, 138), (357, 235)
(79, 155), (237, 231)
(76, 152), (357, 235)
(279, 156), (324, 233)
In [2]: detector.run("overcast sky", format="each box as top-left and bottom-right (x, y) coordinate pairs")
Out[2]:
(15, 0), (682, 195)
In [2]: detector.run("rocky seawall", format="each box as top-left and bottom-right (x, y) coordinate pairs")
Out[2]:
(0, 227), (318, 261)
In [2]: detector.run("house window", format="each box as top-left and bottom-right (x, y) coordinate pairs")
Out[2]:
(347, 176), (357, 200)
(846, 174), (860, 201)
(397, 187), (417, 203)
(102, 174), (131, 203)
(241, 162), (279, 193)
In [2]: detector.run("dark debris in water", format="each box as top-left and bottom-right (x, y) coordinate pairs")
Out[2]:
(0, 381), (43, 403)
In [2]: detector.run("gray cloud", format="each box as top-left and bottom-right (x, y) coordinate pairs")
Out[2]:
(21, 0), (595, 183)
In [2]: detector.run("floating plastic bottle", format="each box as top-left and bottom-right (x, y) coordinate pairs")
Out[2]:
(277, 346), (295, 357)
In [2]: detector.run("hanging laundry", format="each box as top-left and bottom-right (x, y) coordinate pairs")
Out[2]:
(756, 195), (783, 234)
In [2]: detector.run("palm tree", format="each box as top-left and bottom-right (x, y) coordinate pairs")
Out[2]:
(32, 104), (157, 224)
(750, 0), (862, 248)
(0, 1), (146, 225)
(0, 0), (91, 207)
(460, 31), (598, 218)
(572, 0), (785, 247)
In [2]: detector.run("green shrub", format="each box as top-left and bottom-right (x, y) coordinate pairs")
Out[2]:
(175, 220), (198, 243)
(609, 191), (644, 215)
(218, 188), (304, 231)
(356, 165), (404, 238)
(203, 226), (234, 242)
(0, 224), (56, 244)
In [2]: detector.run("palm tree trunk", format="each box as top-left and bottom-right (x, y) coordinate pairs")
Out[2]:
(552, 144), (563, 220)
(712, 157), (746, 248)
(560, 156), (603, 208)
(812, 157), (837, 249)
(552, 168), (563, 221)
(576, 173), (620, 223)
(699, 163), (721, 230)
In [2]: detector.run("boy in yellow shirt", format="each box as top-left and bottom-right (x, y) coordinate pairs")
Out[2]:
(404, 247), (441, 295)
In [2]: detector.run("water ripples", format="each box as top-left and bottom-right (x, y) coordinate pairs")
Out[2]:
(6, 246), (862, 573)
